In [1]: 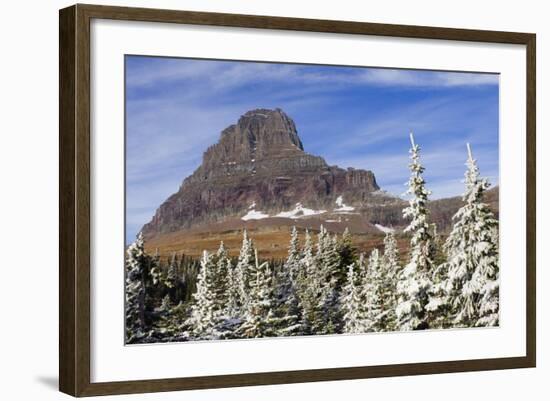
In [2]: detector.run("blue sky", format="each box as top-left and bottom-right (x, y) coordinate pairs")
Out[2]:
(126, 55), (499, 243)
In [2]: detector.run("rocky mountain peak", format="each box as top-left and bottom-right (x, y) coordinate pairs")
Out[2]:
(202, 108), (304, 171)
(142, 108), (380, 236)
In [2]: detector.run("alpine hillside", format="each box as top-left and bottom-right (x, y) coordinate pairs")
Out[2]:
(140, 108), (498, 259)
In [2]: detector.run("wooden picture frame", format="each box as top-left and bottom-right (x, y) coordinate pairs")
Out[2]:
(59, 3), (536, 397)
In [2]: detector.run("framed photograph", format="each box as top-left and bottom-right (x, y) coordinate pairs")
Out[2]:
(59, 4), (536, 397)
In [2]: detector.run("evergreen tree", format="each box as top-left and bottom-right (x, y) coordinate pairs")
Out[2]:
(217, 258), (244, 340)
(214, 242), (230, 311)
(189, 251), (218, 339)
(164, 253), (185, 305)
(176, 255), (199, 304)
(296, 229), (322, 334)
(223, 258), (241, 318)
(125, 232), (149, 342)
(273, 227), (303, 336)
(356, 252), (368, 281)
(379, 232), (401, 331)
(165, 253), (179, 289)
(477, 280), (499, 327)
(239, 250), (278, 338)
(314, 227), (341, 334)
(155, 299), (189, 342)
(431, 223), (445, 266)
(235, 230), (255, 311)
(125, 232), (161, 342)
(362, 249), (383, 332)
(152, 294), (174, 341)
(441, 143), (500, 327)
(275, 227), (299, 307)
(383, 231), (400, 275)
(150, 248), (163, 286)
(341, 263), (363, 333)
(338, 227), (356, 281)
(396, 133), (435, 331)
(425, 262), (451, 329)
(160, 293), (172, 311)
(286, 226), (301, 282)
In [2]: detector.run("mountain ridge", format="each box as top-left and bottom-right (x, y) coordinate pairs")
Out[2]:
(142, 108), (381, 237)
(139, 108), (498, 259)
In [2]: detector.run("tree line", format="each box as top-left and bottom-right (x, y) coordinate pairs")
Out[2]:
(125, 134), (499, 343)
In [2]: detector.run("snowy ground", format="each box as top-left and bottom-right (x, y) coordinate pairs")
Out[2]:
(334, 195), (356, 213)
(275, 203), (327, 219)
(241, 209), (270, 221)
(375, 224), (395, 234)
(241, 197), (361, 221)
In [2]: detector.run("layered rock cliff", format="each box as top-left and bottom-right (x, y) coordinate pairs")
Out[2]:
(142, 108), (380, 236)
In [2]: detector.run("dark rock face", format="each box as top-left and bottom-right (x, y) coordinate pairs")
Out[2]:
(142, 108), (380, 236)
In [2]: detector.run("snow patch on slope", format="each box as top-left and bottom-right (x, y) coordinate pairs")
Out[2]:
(375, 224), (395, 234)
(242, 209), (269, 221)
(334, 195), (355, 213)
(276, 203), (327, 219)
(242, 202), (330, 221)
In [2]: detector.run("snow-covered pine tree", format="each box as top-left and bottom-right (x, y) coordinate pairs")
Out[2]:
(295, 229), (321, 334)
(214, 257), (245, 339)
(383, 231), (400, 276)
(214, 241), (230, 311)
(425, 260), (451, 329)
(425, 222), (449, 330)
(431, 223), (445, 265)
(379, 232), (401, 331)
(189, 250), (218, 339)
(273, 227), (303, 336)
(172, 253), (189, 305)
(239, 250), (278, 338)
(338, 227), (356, 280)
(396, 133), (436, 331)
(125, 232), (149, 342)
(477, 280), (499, 327)
(162, 253), (182, 305)
(150, 247), (163, 286)
(362, 248), (383, 332)
(151, 294), (174, 341)
(274, 227), (299, 308)
(356, 252), (367, 281)
(160, 293), (172, 311)
(125, 233), (162, 342)
(155, 298), (189, 342)
(286, 226), (301, 283)
(223, 258), (240, 317)
(327, 234), (344, 332)
(177, 256), (199, 304)
(341, 263), (363, 333)
(165, 253), (179, 289)
(440, 143), (500, 327)
(235, 230), (255, 311)
(314, 227), (341, 334)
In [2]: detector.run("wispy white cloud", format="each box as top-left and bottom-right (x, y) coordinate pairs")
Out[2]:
(126, 56), (499, 91)
(326, 95), (494, 152)
(126, 58), (221, 87)
(356, 69), (499, 88)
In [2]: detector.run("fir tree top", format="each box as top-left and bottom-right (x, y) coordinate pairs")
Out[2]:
(403, 132), (435, 275)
